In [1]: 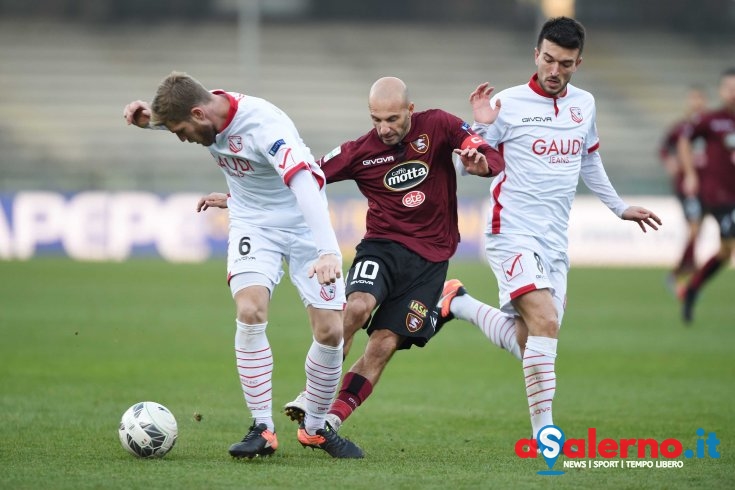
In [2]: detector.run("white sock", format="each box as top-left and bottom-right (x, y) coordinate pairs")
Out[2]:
(303, 338), (343, 434)
(451, 294), (522, 360)
(235, 320), (274, 432)
(523, 335), (558, 439)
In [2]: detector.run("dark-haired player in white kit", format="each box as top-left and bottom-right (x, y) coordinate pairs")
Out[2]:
(435, 17), (661, 446)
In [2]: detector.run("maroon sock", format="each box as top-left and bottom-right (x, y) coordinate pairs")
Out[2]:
(677, 240), (696, 272)
(328, 372), (373, 423)
(688, 256), (723, 291)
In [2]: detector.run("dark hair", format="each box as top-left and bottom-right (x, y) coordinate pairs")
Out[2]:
(537, 17), (586, 55)
(721, 67), (735, 79)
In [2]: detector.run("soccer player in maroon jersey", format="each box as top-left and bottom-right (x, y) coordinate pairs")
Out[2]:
(659, 86), (708, 291)
(679, 67), (735, 323)
(199, 77), (504, 445)
(287, 76), (503, 436)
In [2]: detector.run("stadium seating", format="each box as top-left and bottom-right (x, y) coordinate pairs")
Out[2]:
(0, 20), (732, 195)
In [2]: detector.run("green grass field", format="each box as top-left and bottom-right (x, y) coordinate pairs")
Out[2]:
(1, 259), (733, 489)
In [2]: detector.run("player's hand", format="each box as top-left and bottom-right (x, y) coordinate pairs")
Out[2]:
(308, 253), (342, 286)
(454, 148), (490, 176)
(123, 100), (152, 128)
(622, 206), (662, 233)
(469, 82), (502, 125)
(196, 192), (229, 212)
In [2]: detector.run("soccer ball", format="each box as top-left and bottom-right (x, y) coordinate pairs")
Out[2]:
(118, 401), (178, 458)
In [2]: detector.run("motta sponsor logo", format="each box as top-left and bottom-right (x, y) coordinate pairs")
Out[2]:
(383, 161), (428, 191)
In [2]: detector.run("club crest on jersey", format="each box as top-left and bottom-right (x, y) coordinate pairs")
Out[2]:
(384, 161), (429, 191)
(228, 135), (243, 153)
(268, 138), (286, 156)
(406, 313), (424, 333)
(402, 190), (425, 208)
(570, 107), (583, 123)
(320, 284), (336, 302)
(410, 134), (429, 154)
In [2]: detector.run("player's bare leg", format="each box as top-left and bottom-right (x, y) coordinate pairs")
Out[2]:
(326, 329), (402, 431)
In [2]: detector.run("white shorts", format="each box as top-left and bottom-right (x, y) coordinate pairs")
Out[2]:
(226, 223), (345, 310)
(485, 233), (568, 325)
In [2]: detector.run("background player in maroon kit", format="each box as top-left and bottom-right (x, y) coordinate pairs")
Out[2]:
(659, 85), (708, 291)
(679, 68), (735, 323)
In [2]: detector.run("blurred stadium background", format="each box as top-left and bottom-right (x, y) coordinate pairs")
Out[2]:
(0, 0), (733, 262)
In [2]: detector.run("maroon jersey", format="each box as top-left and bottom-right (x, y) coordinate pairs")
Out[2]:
(682, 108), (735, 207)
(660, 119), (706, 195)
(319, 109), (504, 262)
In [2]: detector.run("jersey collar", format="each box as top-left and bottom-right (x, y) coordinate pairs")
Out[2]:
(528, 74), (567, 116)
(528, 73), (568, 99)
(211, 90), (239, 133)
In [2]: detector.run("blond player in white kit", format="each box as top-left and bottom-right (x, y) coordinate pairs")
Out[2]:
(437, 17), (662, 445)
(123, 72), (363, 459)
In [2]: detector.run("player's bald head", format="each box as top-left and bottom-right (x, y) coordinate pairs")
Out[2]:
(368, 77), (410, 110)
(367, 77), (414, 146)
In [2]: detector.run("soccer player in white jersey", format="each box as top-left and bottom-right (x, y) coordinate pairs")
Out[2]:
(437, 17), (662, 446)
(122, 72), (363, 459)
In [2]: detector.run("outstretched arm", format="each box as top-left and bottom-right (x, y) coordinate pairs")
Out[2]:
(581, 152), (662, 232)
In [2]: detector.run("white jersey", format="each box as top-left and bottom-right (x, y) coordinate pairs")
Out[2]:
(209, 90), (327, 230)
(474, 75), (627, 253)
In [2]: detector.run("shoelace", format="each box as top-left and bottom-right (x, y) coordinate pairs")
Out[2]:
(242, 425), (262, 443)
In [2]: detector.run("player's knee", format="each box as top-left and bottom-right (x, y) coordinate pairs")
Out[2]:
(236, 300), (267, 324)
(527, 314), (559, 338)
(344, 296), (373, 330)
(364, 330), (400, 363)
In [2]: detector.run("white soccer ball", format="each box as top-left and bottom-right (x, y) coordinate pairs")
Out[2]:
(118, 401), (178, 458)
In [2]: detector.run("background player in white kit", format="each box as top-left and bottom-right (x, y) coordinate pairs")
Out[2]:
(123, 71), (363, 459)
(438, 17), (662, 445)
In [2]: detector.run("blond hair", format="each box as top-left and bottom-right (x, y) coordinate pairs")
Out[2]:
(151, 71), (211, 125)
